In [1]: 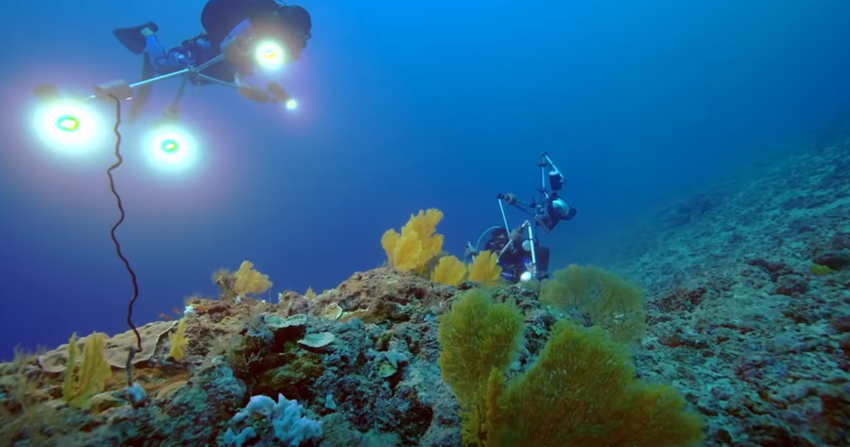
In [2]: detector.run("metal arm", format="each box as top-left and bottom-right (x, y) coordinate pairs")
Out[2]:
(525, 222), (537, 275)
(538, 151), (565, 194)
(88, 54), (234, 102)
(497, 196), (511, 234)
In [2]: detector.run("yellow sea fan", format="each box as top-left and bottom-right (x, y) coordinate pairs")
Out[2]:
(468, 250), (502, 287)
(381, 229), (401, 265)
(381, 208), (445, 272)
(431, 255), (467, 286)
(393, 227), (424, 272)
(168, 317), (189, 361)
(540, 264), (647, 343)
(403, 209), (444, 259)
(62, 332), (112, 409)
(233, 260), (272, 297)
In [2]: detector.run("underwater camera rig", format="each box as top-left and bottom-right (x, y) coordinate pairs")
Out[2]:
(499, 152), (577, 234)
(466, 152), (576, 281)
(26, 34), (298, 392)
(32, 32), (297, 132)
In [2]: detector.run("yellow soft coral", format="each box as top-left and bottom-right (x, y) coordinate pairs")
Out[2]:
(431, 255), (467, 286)
(489, 321), (704, 447)
(467, 250), (502, 287)
(393, 226), (425, 272)
(381, 230), (401, 265)
(540, 264), (646, 343)
(404, 208), (444, 260)
(382, 209), (444, 273)
(233, 260), (273, 298)
(62, 333), (112, 409)
(168, 317), (189, 361)
(437, 290), (524, 446)
(438, 291), (704, 447)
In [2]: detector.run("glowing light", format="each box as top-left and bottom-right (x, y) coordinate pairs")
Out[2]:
(254, 40), (286, 70)
(161, 139), (179, 152)
(143, 125), (200, 173)
(30, 100), (107, 157)
(285, 98), (297, 110)
(56, 115), (80, 131)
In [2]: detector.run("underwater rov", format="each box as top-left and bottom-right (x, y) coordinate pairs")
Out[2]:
(31, 33), (299, 161)
(466, 152), (577, 282)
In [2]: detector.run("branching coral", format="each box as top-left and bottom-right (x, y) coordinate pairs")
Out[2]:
(381, 209), (444, 273)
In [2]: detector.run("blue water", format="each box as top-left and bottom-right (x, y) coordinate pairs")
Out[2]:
(1, 0), (849, 357)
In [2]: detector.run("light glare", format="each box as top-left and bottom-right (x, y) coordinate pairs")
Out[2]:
(57, 115), (80, 131)
(143, 125), (200, 173)
(31, 100), (106, 157)
(254, 40), (286, 70)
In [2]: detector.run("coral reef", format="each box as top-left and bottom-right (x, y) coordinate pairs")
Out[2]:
(590, 130), (850, 446)
(1, 131), (849, 446)
(0, 262), (691, 447)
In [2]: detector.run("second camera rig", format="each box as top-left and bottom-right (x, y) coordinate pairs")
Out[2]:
(498, 151), (576, 235)
(466, 152), (576, 281)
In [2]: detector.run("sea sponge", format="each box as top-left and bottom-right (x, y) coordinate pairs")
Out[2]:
(431, 255), (467, 286)
(467, 251), (502, 287)
(382, 208), (444, 273)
